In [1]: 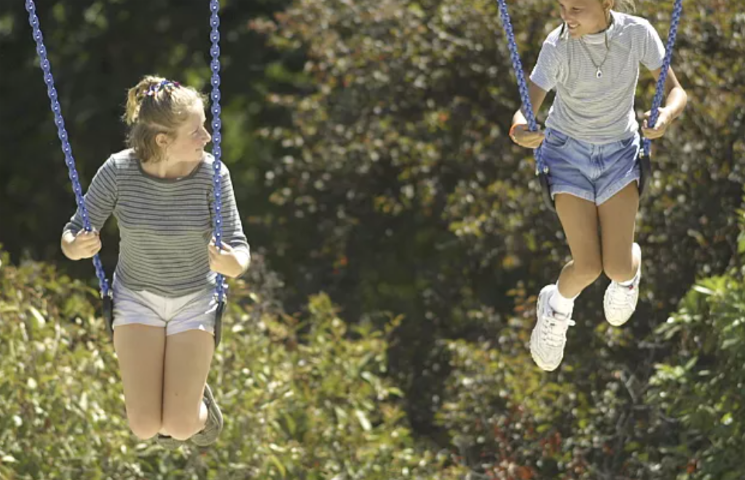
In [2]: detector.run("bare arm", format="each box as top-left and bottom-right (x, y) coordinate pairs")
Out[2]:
(642, 67), (688, 139)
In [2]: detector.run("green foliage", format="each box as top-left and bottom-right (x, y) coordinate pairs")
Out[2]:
(3, 0), (745, 478)
(649, 258), (745, 476)
(256, 2), (745, 477)
(0, 251), (464, 479)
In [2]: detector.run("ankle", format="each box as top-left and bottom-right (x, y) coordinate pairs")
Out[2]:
(550, 285), (578, 316)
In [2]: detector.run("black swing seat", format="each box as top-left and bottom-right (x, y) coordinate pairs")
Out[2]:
(213, 299), (225, 348)
(538, 148), (652, 213)
(102, 290), (114, 338)
(101, 292), (226, 349)
(637, 149), (652, 198)
(537, 170), (555, 213)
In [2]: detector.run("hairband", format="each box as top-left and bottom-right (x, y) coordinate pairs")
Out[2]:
(145, 80), (181, 98)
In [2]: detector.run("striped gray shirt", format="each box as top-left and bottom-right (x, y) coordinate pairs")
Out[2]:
(63, 149), (250, 297)
(530, 11), (665, 144)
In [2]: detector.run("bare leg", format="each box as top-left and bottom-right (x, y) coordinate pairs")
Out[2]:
(554, 194), (604, 297)
(598, 182), (640, 282)
(160, 330), (215, 441)
(113, 324), (166, 440)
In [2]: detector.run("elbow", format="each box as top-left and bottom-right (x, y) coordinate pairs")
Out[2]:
(241, 251), (251, 275)
(233, 250), (251, 278)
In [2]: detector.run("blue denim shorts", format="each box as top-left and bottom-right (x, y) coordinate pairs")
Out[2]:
(541, 128), (641, 205)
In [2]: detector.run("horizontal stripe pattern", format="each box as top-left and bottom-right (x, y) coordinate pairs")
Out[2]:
(64, 149), (250, 297)
(530, 11), (665, 144)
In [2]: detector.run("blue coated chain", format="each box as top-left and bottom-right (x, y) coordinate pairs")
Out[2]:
(209, 0), (225, 303)
(643, 0), (683, 157)
(25, 0), (110, 298)
(496, 0), (683, 167)
(495, 0), (547, 175)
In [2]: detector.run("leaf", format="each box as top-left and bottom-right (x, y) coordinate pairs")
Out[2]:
(28, 306), (46, 327)
(268, 454), (287, 476)
(355, 409), (372, 432)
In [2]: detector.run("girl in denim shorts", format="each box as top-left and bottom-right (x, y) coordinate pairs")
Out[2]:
(509, 0), (687, 371)
(61, 76), (250, 447)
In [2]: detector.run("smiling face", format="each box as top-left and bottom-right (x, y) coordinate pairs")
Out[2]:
(125, 76), (210, 164)
(558, 0), (612, 38)
(158, 102), (211, 163)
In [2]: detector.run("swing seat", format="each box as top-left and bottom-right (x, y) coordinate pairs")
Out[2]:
(214, 299), (225, 348)
(538, 170), (555, 213)
(637, 150), (652, 198)
(102, 291), (114, 338)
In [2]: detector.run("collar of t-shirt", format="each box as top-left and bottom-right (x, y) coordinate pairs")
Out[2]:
(581, 10), (618, 45)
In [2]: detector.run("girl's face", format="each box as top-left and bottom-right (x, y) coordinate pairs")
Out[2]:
(559, 0), (612, 38)
(160, 102), (212, 163)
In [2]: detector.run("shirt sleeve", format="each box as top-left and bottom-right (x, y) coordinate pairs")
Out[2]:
(640, 20), (666, 71)
(211, 164), (250, 261)
(62, 157), (117, 235)
(530, 37), (563, 92)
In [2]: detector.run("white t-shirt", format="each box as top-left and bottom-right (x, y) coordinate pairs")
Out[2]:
(530, 10), (666, 144)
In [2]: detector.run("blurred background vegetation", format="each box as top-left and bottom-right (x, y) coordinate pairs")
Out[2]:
(1, 0), (744, 478)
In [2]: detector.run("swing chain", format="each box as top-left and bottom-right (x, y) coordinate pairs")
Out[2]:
(210, 0), (225, 304)
(25, 0), (110, 297)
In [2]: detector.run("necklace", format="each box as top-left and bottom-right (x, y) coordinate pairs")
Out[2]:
(580, 31), (610, 78)
(579, 15), (613, 79)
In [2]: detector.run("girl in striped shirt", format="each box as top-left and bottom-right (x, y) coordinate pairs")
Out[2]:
(61, 76), (250, 447)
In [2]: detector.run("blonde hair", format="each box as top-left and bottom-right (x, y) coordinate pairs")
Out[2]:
(123, 75), (207, 163)
(607, 0), (635, 12)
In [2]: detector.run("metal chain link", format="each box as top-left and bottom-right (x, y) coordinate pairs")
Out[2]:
(25, 0), (110, 297)
(496, 0), (547, 175)
(497, 0), (684, 169)
(643, 0), (684, 157)
(210, 0), (225, 303)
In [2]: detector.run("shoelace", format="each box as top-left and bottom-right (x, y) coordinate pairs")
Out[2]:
(607, 282), (636, 310)
(541, 314), (576, 347)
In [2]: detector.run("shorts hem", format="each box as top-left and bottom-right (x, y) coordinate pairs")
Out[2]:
(112, 318), (165, 330)
(596, 175), (640, 206)
(550, 187), (595, 203)
(166, 323), (215, 337)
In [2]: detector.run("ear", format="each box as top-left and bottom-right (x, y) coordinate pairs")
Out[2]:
(155, 132), (171, 148)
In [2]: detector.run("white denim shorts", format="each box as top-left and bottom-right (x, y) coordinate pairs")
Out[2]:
(112, 280), (217, 337)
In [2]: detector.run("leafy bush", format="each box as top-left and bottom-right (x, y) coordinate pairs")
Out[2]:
(0, 250), (464, 479)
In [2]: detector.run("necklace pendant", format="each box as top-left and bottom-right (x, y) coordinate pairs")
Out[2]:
(596, 68), (603, 79)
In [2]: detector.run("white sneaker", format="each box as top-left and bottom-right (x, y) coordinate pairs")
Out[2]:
(603, 243), (642, 327)
(530, 285), (575, 371)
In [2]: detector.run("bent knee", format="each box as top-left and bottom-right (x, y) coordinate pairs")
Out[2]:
(128, 415), (162, 440)
(162, 416), (202, 441)
(603, 260), (635, 282)
(573, 260), (603, 284)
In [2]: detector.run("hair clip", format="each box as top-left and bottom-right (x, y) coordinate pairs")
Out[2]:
(145, 80), (181, 97)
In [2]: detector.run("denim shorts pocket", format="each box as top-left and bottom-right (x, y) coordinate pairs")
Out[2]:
(543, 129), (571, 150)
(618, 135), (637, 149)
